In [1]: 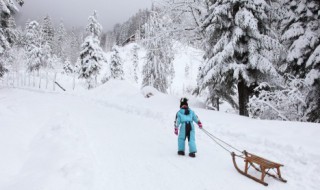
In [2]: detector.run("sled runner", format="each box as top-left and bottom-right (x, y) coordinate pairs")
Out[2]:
(231, 151), (287, 186)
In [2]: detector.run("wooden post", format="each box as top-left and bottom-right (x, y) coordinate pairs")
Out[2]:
(16, 71), (18, 87)
(33, 71), (35, 87)
(28, 73), (31, 86)
(53, 72), (57, 91)
(12, 72), (15, 87)
(39, 71), (42, 89)
(73, 73), (76, 90)
(6, 73), (8, 86)
(46, 72), (48, 89)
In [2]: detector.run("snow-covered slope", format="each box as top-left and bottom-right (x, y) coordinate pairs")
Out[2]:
(0, 81), (319, 190)
(101, 42), (203, 95)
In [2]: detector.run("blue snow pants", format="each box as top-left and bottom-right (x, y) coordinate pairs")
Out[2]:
(175, 109), (199, 153)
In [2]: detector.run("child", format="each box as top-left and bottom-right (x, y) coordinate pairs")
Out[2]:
(174, 98), (202, 157)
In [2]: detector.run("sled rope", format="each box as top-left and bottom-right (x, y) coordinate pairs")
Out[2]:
(201, 128), (243, 155)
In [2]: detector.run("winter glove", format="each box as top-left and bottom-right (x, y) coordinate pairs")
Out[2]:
(174, 128), (179, 135)
(198, 121), (203, 129)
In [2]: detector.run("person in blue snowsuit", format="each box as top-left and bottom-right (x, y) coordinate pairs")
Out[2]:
(174, 98), (202, 158)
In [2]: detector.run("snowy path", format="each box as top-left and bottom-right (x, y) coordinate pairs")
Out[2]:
(0, 86), (319, 190)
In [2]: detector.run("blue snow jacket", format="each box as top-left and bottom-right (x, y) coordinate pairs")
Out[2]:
(175, 107), (200, 153)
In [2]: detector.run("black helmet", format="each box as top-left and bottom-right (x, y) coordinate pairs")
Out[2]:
(180, 97), (188, 108)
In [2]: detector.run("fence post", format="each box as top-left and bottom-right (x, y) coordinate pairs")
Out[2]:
(6, 73), (8, 86)
(33, 71), (35, 87)
(53, 72), (57, 91)
(24, 72), (27, 86)
(39, 71), (42, 89)
(28, 73), (31, 87)
(12, 72), (15, 87)
(73, 73), (76, 90)
(46, 71), (48, 89)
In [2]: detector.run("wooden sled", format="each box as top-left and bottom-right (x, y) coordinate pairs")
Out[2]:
(231, 151), (287, 186)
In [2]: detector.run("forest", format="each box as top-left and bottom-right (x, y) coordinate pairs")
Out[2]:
(1, 0), (319, 123)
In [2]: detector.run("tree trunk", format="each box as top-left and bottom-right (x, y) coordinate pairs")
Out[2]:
(216, 97), (220, 111)
(238, 80), (250, 116)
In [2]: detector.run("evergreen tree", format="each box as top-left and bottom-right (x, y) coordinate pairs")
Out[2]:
(305, 49), (320, 122)
(280, 0), (320, 78)
(86, 10), (102, 39)
(110, 46), (124, 80)
(42, 15), (54, 50)
(306, 80), (320, 123)
(131, 44), (139, 83)
(24, 21), (43, 72)
(79, 37), (104, 88)
(280, 0), (320, 122)
(55, 20), (67, 60)
(63, 58), (74, 74)
(197, 0), (282, 116)
(100, 33), (107, 50)
(69, 28), (82, 64)
(0, 0), (24, 76)
(0, 0), (23, 50)
(142, 11), (175, 93)
(79, 11), (105, 89)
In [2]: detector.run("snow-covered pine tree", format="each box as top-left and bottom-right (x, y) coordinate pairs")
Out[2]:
(86, 10), (102, 39)
(198, 0), (282, 116)
(79, 11), (105, 89)
(42, 15), (54, 51)
(63, 58), (74, 74)
(305, 46), (320, 122)
(280, 0), (320, 78)
(24, 21), (43, 72)
(131, 44), (139, 83)
(55, 20), (67, 61)
(142, 44), (168, 93)
(110, 46), (124, 80)
(0, 0), (24, 77)
(100, 33), (107, 50)
(305, 77), (320, 123)
(280, 0), (320, 122)
(142, 11), (175, 93)
(0, 52), (8, 77)
(69, 28), (82, 64)
(40, 17), (55, 70)
(79, 37), (104, 88)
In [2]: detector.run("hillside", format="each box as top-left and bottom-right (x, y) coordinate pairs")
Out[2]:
(0, 80), (319, 190)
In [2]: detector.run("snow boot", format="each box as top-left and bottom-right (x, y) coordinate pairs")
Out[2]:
(178, 151), (185, 156)
(189, 153), (196, 158)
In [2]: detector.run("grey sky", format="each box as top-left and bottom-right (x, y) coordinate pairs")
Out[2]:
(16, 0), (152, 31)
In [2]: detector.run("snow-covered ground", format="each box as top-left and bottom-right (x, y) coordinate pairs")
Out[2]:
(1, 80), (319, 190)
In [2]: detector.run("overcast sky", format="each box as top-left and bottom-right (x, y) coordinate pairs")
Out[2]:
(16, 0), (152, 31)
